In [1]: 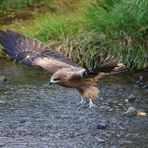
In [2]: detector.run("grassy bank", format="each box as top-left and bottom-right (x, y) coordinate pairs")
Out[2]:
(83, 0), (148, 70)
(0, 0), (148, 70)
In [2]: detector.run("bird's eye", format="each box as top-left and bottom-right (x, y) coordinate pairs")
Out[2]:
(53, 78), (61, 81)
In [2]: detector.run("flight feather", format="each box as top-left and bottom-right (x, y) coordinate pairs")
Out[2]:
(0, 30), (81, 74)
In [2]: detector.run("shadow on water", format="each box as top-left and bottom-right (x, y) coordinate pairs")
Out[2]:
(0, 60), (148, 148)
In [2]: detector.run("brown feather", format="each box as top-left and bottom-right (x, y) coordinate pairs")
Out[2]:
(0, 30), (82, 74)
(77, 86), (99, 99)
(82, 57), (126, 79)
(71, 77), (99, 99)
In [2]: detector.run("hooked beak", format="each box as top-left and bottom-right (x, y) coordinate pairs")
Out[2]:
(49, 78), (60, 85)
(49, 79), (57, 85)
(49, 82), (52, 85)
(49, 80), (53, 85)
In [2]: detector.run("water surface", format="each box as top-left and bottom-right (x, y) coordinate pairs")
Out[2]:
(0, 60), (148, 148)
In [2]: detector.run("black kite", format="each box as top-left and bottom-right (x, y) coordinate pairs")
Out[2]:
(0, 30), (125, 107)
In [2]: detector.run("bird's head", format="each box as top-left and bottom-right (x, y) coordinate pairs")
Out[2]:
(49, 69), (71, 85)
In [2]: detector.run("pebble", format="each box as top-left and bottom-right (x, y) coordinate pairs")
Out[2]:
(128, 94), (136, 102)
(97, 122), (108, 129)
(0, 76), (7, 81)
(143, 84), (148, 89)
(124, 107), (147, 117)
(136, 81), (144, 87)
(124, 107), (137, 116)
(19, 119), (27, 124)
(0, 100), (6, 104)
(137, 111), (147, 116)
(108, 108), (114, 112)
(139, 76), (143, 81)
(135, 75), (145, 88)
(0, 76), (8, 85)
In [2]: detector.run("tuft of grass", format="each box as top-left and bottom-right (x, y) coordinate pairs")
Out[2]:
(81, 0), (148, 69)
(21, 13), (82, 42)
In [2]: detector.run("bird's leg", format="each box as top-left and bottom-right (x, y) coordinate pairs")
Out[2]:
(89, 99), (96, 108)
(80, 97), (86, 104)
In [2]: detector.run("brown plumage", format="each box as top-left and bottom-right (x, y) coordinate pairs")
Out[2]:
(0, 30), (126, 107)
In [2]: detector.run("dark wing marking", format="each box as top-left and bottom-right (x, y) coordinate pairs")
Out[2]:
(0, 30), (81, 74)
(82, 57), (126, 78)
(69, 57), (126, 80)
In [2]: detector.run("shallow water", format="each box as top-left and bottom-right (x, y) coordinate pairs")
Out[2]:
(0, 60), (148, 148)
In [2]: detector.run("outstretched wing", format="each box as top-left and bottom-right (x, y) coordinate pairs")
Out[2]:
(0, 30), (81, 74)
(85, 57), (125, 75)
(69, 57), (126, 81)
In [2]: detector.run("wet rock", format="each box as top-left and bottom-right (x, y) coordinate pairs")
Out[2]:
(108, 108), (114, 112)
(0, 76), (7, 81)
(135, 75), (144, 88)
(135, 80), (140, 85)
(139, 76), (144, 81)
(97, 121), (108, 129)
(0, 76), (8, 85)
(124, 107), (137, 116)
(0, 144), (7, 147)
(128, 94), (137, 102)
(136, 81), (144, 87)
(0, 76), (7, 82)
(0, 100), (6, 104)
(143, 84), (148, 89)
(19, 119), (27, 124)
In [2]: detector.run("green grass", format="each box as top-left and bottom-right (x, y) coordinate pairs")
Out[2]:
(0, 0), (35, 9)
(0, 0), (148, 70)
(22, 13), (82, 42)
(0, 0), (87, 12)
(81, 0), (148, 69)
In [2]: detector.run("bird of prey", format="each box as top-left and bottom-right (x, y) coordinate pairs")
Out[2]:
(0, 30), (125, 108)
